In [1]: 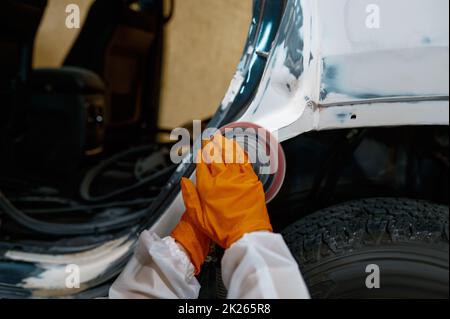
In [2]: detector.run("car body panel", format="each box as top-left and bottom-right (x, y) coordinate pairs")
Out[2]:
(152, 0), (449, 241)
(239, 0), (449, 140)
(1, 0), (448, 298)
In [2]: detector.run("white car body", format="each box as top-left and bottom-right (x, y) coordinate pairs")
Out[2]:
(152, 0), (449, 236)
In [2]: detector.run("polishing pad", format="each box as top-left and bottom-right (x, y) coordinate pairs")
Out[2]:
(219, 122), (286, 203)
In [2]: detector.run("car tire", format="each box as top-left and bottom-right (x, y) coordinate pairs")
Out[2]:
(282, 198), (449, 299)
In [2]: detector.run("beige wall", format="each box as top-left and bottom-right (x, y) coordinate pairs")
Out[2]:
(34, 0), (94, 67)
(34, 0), (252, 128)
(160, 0), (252, 128)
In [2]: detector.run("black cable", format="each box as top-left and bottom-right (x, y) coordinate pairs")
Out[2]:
(0, 191), (149, 236)
(21, 198), (155, 215)
(80, 145), (176, 202)
(81, 165), (175, 202)
(11, 196), (81, 208)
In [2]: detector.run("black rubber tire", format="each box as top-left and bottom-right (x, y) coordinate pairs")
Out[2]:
(282, 198), (449, 299)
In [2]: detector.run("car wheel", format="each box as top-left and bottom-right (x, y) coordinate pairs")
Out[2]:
(282, 198), (449, 299)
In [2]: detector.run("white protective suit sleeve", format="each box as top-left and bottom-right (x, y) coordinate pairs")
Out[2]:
(222, 232), (310, 299)
(109, 230), (310, 299)
(109, 230), (200, 299)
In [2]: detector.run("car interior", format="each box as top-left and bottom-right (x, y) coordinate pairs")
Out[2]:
(0, 0), (178, 243)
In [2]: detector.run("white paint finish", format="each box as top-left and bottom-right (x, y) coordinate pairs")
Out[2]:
(5, 236), (133, 292)
(317, 100), (450, 131)
(318, 0), (449, 55)
(319, 0), (449, 103)
(221, 71), (246, 110)
(239, 0), (449, 140)
(150, 192), (186, 237)
(322, 47), (449, 101)
(151, 0), (449, 237)
(239, 0), (321, 133)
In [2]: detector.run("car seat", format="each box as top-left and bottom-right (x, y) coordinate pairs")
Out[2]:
(64, 0), (164, 148)
(0, 0), (108, 180)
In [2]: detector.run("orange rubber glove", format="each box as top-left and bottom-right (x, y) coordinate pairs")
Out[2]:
(181, 134), (273, 249)
(171, 207), (211, 275)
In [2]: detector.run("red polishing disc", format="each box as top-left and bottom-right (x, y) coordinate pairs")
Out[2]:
(219, 122), (286, 203)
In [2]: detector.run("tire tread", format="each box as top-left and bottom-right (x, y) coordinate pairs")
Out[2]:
(282, 198), (449, 268)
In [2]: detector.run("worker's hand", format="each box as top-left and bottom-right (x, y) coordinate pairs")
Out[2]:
(172, 207), (211, 275)
(181, 134), (273, 249)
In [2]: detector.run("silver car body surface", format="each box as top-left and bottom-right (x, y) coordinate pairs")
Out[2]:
(2, 0), (448, 297)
